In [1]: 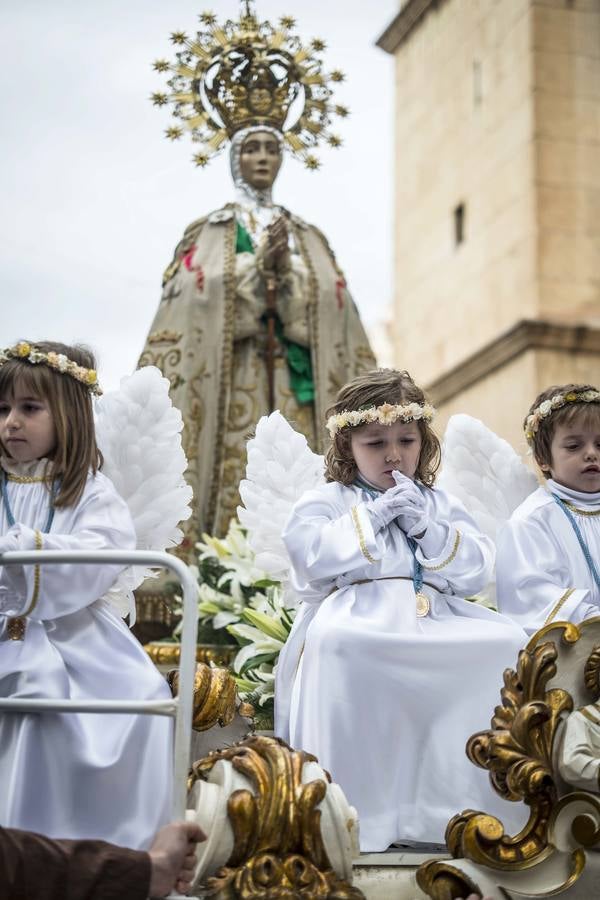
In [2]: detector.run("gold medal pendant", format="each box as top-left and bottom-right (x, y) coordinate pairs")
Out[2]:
(415, 591), (430, 618)
(7, 617), (26, 641)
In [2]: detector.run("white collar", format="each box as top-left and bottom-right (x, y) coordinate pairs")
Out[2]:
(547, 478), (600, 510)
(0, 455), (51, 479)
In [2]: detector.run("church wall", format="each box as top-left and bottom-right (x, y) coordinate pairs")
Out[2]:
(532, 0), (600, 324)
(433, 345), (600, 465)
(433, 350), (537, 462)
(385, 0), (600, 451)
(391, 0), (538, 387)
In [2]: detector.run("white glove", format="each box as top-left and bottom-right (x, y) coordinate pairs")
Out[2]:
(0, 528), (27, 613)
(390, 471), (428, 537)
(365, 479), (418, 534)
(391, 472), (450, 557)
(0, 527), (20, 557)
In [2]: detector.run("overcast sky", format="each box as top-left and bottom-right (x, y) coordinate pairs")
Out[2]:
(0, 1), (398, 390)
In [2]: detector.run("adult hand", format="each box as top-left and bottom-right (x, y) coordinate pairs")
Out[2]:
(262, 215), (290, 273)
(148, 820), (205, 897)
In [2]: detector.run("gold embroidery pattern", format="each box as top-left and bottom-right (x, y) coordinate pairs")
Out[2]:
(563, 501), (600, 518)
(580, 706), (600, 727)
(293, 222), (323, 453)
(351, 506), (376, 564)
(421, 529), (461, 571)
(161, 216), (207, 286)
(6, 474), (49, 484)
(544, 587), (576, 625)
(207, 215), (236, 532)
(7, 529), (43, 641)
(30, 529), (43, 612)
(148, 330), (183, 345)
(310, 224), (346, 280)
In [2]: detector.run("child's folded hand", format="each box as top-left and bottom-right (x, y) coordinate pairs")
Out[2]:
(390, 471), (429, 536)
(0, 528), (20, 557)
(365, 474), (426, 533)
(365, 482), (412, 532)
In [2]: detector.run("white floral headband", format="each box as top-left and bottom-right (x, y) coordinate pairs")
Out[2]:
(0, 342), (102, 396)
(326, 401), (436, 438)
(524, 388), (600, 443)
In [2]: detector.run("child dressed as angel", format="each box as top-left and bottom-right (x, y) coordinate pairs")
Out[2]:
(0, 341), (182, 848)
(497, 383), (600, 635)
(274, 368), (527, 852)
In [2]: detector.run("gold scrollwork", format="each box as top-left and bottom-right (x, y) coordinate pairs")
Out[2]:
(415, 861), (484, 900)
(418, 631), (582, 900)
(144, 641), (237, 669)
(190, 735), (364, 899)
(168, 662), (246, 732)
(449, 639), (572, 869)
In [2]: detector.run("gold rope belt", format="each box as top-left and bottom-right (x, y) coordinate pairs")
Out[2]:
(348, 576), (437, 590)
(331, 575), (437, 616)
(297, 577), (437, 671)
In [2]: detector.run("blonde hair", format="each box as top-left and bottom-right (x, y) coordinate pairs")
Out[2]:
(0, 341), (102, 507)
(324, 369), (441, 487)
(526, 382), (600, 478)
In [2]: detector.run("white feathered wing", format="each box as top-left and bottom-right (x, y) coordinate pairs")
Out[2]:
(237, 411), (325, 591)
(437, 414), (538, 607)
(437, 413), (538, 543)
(94, 366), (193, 623)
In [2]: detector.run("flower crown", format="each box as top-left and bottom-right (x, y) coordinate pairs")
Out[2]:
(326, 401), (436, 438)
(0, 343), (102, 396)
(524, 388), (600, 443)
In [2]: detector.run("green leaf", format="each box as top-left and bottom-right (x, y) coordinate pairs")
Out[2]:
(238, 652), (276, 675)
(241, 608), (289, 642)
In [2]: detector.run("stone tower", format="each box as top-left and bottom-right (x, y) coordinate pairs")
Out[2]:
(378, 0), (600, 453)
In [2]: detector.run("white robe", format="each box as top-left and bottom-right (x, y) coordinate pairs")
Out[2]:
(496, 480), (600, 635)
(0, 461), (172, 849)
(275, 481), (528, 851)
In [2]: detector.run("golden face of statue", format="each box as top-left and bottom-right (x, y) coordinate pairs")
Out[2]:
(239, 131), (282, 191)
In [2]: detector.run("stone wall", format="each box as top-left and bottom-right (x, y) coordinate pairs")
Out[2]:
(381, 0), (600, 451)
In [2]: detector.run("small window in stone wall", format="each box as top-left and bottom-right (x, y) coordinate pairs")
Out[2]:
(454, 203), (466, 247)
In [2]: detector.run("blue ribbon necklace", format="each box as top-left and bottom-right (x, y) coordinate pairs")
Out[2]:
(353, 475), (429, 616)
(552, 493), (600, 591)
(1, 469), (56, 532)
(1, 468), (57, 640)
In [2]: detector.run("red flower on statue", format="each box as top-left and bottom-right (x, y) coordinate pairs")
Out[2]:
(181, 245), (204, 293)
(182, 246), (196, 271)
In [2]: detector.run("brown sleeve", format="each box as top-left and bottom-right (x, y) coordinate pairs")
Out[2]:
(0, 826), (152, 900)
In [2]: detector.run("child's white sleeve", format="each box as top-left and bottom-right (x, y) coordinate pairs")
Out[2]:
(0, 481), (136, 622)
(558, 710), (600, 792)
(282, 489), (386, 590)
(413, 489), (494, 598)
(496, 515), (593, 635)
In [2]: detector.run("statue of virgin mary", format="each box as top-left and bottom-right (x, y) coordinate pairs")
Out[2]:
(139, 4), (376, 549)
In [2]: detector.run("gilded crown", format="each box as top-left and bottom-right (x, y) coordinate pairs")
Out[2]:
(151, 3), (348, 169)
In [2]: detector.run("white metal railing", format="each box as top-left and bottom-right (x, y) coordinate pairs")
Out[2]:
(0, 549), (198, 900)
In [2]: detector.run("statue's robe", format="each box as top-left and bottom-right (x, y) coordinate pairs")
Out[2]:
(139, 203), (376, 551)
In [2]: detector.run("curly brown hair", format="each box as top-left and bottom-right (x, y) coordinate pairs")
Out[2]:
(526, 382), (600, 478)
(324, 369), (441, 487)
(0, 341), (102, 507)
